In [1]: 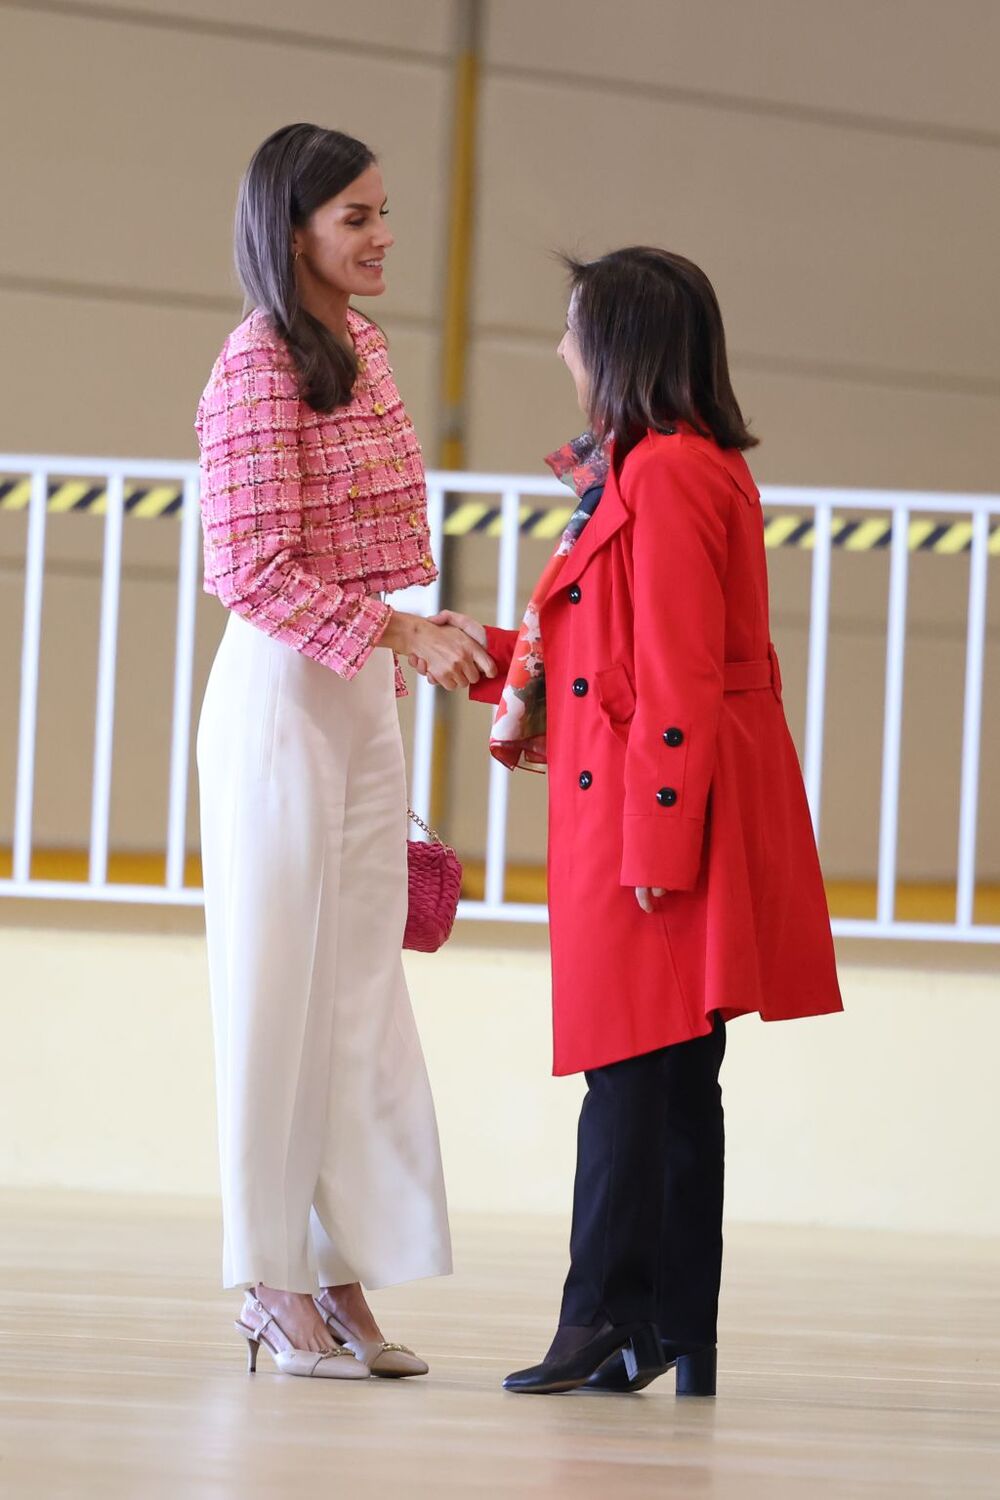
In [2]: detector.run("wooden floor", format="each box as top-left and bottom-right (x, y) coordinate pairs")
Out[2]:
(0, 1195), (997, 1498)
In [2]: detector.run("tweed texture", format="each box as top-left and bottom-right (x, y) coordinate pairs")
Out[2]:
(196, 307), (437, 689)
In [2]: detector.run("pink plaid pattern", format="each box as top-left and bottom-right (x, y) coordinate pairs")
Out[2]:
(196, 307), (437, 689)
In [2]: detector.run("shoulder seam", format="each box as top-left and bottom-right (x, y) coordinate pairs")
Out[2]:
(620, 438), (734, 526)
(348, 307), (386, 345)
(217, 334), (297, 378)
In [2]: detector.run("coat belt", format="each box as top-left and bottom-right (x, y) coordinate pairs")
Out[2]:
(724, 642), (783, 701)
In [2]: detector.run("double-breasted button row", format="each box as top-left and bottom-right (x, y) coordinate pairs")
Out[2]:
(569, 564), (589, 781)
(656, 787), (678, 807)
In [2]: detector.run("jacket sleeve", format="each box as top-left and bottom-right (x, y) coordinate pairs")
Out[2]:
(620, 448), (728, 891)
(469, 625), (518, 705)
(196, 347), (391, 678)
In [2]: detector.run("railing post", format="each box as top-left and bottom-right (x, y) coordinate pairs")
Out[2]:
(408, 483), (445, 827)
(88, 472), (125, 886)
(955, 509), (990, 929)
(876, 504), (911, 927)
(483, 487), (521, 908)
(165, 473), (202, 891)
(803, 501), (833, 841)
(12, 469), (50, 885)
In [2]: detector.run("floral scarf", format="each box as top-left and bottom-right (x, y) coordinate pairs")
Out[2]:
(489, 431), (613, 771)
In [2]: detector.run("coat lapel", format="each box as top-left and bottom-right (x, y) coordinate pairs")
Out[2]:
(541, 464), (629, 607)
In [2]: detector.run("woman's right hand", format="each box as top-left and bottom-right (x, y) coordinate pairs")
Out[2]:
(393, 614), (495, 690)
(406, 611), (492, 688)
(426, 610), (488, 648)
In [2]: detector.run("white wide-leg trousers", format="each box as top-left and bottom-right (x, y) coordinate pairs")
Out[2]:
(197, 612), (452, 1292)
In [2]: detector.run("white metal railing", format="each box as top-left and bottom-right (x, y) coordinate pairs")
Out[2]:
(1, 453), (997, 943)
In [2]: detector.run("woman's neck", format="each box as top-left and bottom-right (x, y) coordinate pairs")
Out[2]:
(296, 276), (353, 349)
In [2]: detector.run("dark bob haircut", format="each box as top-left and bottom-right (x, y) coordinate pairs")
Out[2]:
(560, 247), (758, 456)
(235, 123), (376, 412)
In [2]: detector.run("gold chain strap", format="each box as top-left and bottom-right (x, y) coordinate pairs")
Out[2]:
(407, 807), (444, 845)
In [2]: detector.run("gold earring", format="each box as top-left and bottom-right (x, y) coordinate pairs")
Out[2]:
(293, 248), (302, 263)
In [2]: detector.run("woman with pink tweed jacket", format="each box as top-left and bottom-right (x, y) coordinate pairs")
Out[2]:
(195, 124), (494, 1381)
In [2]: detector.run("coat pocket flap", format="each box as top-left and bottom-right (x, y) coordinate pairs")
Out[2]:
(596, 662), (636, 724)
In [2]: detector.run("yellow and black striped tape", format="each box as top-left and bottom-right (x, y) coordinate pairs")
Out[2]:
(442, 500), (1000, 553)
(1, 477), (997, 553)
(0, 477), (184, 518)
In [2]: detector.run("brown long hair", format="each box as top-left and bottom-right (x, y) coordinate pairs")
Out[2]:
(560, 247), (758, 456)
(234, 123), (376, 411)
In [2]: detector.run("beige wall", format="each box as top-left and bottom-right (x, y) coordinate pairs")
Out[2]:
(1, 1), (998, 883)
(1, 916), (998, 1236)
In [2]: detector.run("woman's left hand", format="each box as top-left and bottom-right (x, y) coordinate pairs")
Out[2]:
(634, 886), (666, 913)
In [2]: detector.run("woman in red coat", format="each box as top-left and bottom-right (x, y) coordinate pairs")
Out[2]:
(421, 248), (843, 1395)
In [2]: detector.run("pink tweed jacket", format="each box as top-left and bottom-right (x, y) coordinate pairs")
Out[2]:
(195, 306), (437, 693)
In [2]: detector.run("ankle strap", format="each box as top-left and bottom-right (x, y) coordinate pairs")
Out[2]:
(244, 1292), (276, 1342)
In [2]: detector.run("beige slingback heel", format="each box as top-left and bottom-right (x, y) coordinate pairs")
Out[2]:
(314, 1290), (429, 1378)
(235, 1291), (371, 1379)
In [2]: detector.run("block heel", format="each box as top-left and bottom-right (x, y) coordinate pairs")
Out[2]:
(622, 1323), (668, 1384)
(675, 1344), (717, 1396)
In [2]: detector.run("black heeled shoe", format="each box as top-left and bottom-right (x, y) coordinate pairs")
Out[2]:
(585, 1339), (717, 1395)
(502, 1321), (667, 1395)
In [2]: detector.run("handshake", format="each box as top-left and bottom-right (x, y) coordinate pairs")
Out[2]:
(381, 608), (497, 692)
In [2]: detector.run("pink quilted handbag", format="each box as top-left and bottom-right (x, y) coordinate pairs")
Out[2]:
(404, 810), (463, 952)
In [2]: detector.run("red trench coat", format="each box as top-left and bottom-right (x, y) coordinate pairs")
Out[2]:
(472, 428), (843, 1075)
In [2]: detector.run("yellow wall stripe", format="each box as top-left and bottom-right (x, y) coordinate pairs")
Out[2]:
(801, 516), (851, 550)
(0, 477), (996, 554)
(843, 517), (891, 551)
(935, 520), (974, 555)
(443, 500), (491, 535)
(4, 845), (998, 924)
(763, 515), (805, 547)
(0, 478), (31, 510)
(531, 506), (574, 539)
(485, 503), (536, 537)
(129, 485), (181, 519)
(47, 481), (93, 514)
(907, 519), (938, 549)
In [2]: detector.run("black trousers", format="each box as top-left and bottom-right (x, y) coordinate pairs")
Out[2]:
(558, 1015), (726, 1346)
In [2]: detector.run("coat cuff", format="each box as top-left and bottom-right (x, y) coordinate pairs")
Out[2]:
(469, 624), (514, 705)
(317, 595), (392, 679)
(393, 653), (408, 698)
(620, 814), (705, 892)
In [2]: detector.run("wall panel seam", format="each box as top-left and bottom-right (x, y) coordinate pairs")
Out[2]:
(487, 62), (1000, 151)
(0, 273), (441, 336)
(0, 0), (451, 67)
(0, 264), (994, 397)
(470, 326), (1000, 399)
